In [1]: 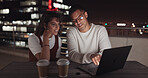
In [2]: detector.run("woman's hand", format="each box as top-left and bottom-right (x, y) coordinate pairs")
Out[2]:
(43, 28), (52, 38)
(41, 28), (51, 61)
(43, 28), (52, 45)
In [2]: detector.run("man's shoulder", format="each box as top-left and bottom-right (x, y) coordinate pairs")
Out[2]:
(92, 23), (105, 28)
(91, 23), (105, 30)
(67, 26), (77, 32)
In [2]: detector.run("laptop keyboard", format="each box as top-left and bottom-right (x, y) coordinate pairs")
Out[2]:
(88, 67), (97, 73)
(79, 63), (98, 74)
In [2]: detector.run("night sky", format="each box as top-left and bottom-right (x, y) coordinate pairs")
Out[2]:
(64, 0), (148, 22)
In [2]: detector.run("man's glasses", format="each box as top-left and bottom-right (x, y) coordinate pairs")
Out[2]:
(72, 12), (84, 23)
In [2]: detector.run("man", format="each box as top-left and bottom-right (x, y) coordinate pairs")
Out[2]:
(67, 5), (111, 65)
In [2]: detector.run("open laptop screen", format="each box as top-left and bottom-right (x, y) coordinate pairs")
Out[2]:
(78, 45), (132, 76)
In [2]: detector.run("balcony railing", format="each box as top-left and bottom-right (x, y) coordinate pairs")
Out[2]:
(106, 27), (148, 38)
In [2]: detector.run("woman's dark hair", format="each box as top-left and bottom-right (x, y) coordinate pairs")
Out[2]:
(35, 11), (62, 36)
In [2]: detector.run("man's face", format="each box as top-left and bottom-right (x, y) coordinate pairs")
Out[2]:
(71, 9), (88, 32)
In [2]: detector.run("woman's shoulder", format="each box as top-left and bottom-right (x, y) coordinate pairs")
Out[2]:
(29, 34), (36, 39)
(28, 34), (40, 41)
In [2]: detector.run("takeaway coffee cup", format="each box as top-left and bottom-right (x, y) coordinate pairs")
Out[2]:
(57, 58), (70, 77)
(36, 59), (49, 78)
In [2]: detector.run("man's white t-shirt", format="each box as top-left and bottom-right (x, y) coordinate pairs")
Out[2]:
(67, 23), (111, 64)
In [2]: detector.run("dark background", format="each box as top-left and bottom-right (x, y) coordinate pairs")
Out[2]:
(64, 0), (148, 22)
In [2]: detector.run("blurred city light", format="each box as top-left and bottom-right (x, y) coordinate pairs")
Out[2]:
(0, 9), (9, 14)
(117, 23), (126, 26)
(132, 23), (136, 27)
(105, 23), (107, 26)
(56, 0), (63, 3)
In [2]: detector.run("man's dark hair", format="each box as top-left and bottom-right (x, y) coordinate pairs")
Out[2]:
(69, 5), (86, 16)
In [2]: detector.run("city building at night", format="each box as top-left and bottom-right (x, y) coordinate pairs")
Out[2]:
(0, 0), (148, 55)
(0, 0), (71, 53)
(0, 0), (148, 68)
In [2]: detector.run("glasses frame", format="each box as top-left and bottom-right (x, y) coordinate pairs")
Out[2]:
(72, 12), (85, 24)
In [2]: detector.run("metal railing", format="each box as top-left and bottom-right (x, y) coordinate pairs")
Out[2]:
(106, 27), (148, 38)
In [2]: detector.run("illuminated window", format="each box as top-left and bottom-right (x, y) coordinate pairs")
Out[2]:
(64, 5), (69, 9)
(62, 31), (66, 34)
(56, 0), (63, 3)
(24, 33), (29, 38)
(34, 27), (36, 31)
(0, 9), (9, 14)
(0, 21), (3, 24)
(66, 11), (69, 15)
(27, 33), (33, 36)
(53, 3), (61, 8)
(31, 13), (39, 19)
(64, 11), (69, 15)
(19, 7), (38, 13)
(2, 26), (16, 31)
(26, 20), (32, 25)
(16, 27), (27, 32)
(19, 9), (23, 12)
(53, 3), (70, 10)
(34, 7), (38, 11)
(32, 21), (39, 25)
(42, 1), (48, 6)
(12, 21), (23, 25)
(26, 7), (33, 12)
(20, 1), (37, 6)
(61, 39), (67, 43)
(4, 21), (11, 25)
(0, 0), (3, 2)
(16, 41), (26, 47)
(61, 4), (65, 9)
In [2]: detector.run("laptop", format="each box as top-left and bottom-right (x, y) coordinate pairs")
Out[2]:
(78, 45), (132, 76)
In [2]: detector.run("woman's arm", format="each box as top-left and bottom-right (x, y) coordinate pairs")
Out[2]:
(36, 29), (52, 61)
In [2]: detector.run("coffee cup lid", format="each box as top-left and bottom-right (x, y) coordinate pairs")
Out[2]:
(57, 58), (70, 65)
(36, 59), (49, 66)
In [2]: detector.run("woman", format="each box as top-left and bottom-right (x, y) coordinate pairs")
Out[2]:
(28, 12), (62, 61)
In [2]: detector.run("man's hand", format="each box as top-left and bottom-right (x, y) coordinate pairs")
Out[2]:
(90, 53), (101, 65)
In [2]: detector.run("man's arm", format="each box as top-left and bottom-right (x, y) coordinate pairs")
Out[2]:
(67, 28), (93, 64)
(90, 26), (111, 65)
(98, 26), (111, 52)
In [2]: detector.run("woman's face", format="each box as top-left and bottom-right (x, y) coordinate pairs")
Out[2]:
(46, 17), (60, 36)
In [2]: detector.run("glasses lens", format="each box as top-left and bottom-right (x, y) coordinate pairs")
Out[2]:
(80, 16), (83, 20)
(72, 13), (84, 23)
